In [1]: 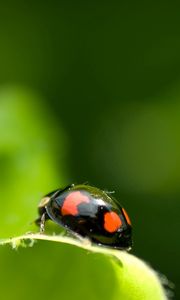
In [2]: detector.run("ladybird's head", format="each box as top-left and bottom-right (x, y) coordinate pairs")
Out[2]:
(37, 196), (51, 218)
(38, 189), (61, 216)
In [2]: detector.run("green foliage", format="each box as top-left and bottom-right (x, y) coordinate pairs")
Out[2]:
(0, 233), (168, 300)
(0, 87), (168, 300)
(0, 86), (67, 237)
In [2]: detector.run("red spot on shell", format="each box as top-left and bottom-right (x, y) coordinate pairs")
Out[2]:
(61, 191), (90, 216)
(104, 212), (122, 233)
(122, 208), (131, 225)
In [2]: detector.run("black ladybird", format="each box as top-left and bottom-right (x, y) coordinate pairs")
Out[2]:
(36, 184), (132, 250)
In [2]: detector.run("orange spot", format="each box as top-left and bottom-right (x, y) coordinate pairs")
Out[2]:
(122, 208), (131, 225)
(104, 212), (122, 233)
(61, 191), (90, 216)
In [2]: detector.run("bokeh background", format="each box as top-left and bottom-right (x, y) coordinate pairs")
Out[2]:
(0, 1), (179, 299)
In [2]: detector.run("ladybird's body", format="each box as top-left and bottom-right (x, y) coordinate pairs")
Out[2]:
(37, 184), (132, 250)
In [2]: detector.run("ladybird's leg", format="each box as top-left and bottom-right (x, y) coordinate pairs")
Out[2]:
(39, 212), (47, 233)
(34, 205), (50, 226)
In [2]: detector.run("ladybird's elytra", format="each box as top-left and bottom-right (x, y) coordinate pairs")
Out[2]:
(36, 184), (132, 250)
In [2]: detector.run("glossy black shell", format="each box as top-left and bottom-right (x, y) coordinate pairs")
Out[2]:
(39, 184), (132, 250)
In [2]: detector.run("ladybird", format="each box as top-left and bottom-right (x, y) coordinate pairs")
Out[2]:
(36, 184), (132, 250)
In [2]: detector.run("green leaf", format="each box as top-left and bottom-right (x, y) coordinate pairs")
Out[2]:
(0, 233), (168, 300)
(0, 86), (170, 300)
(0, 86), (67, 237)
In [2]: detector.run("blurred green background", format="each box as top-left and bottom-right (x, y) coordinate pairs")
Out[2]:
(0, 1), (179, 299)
